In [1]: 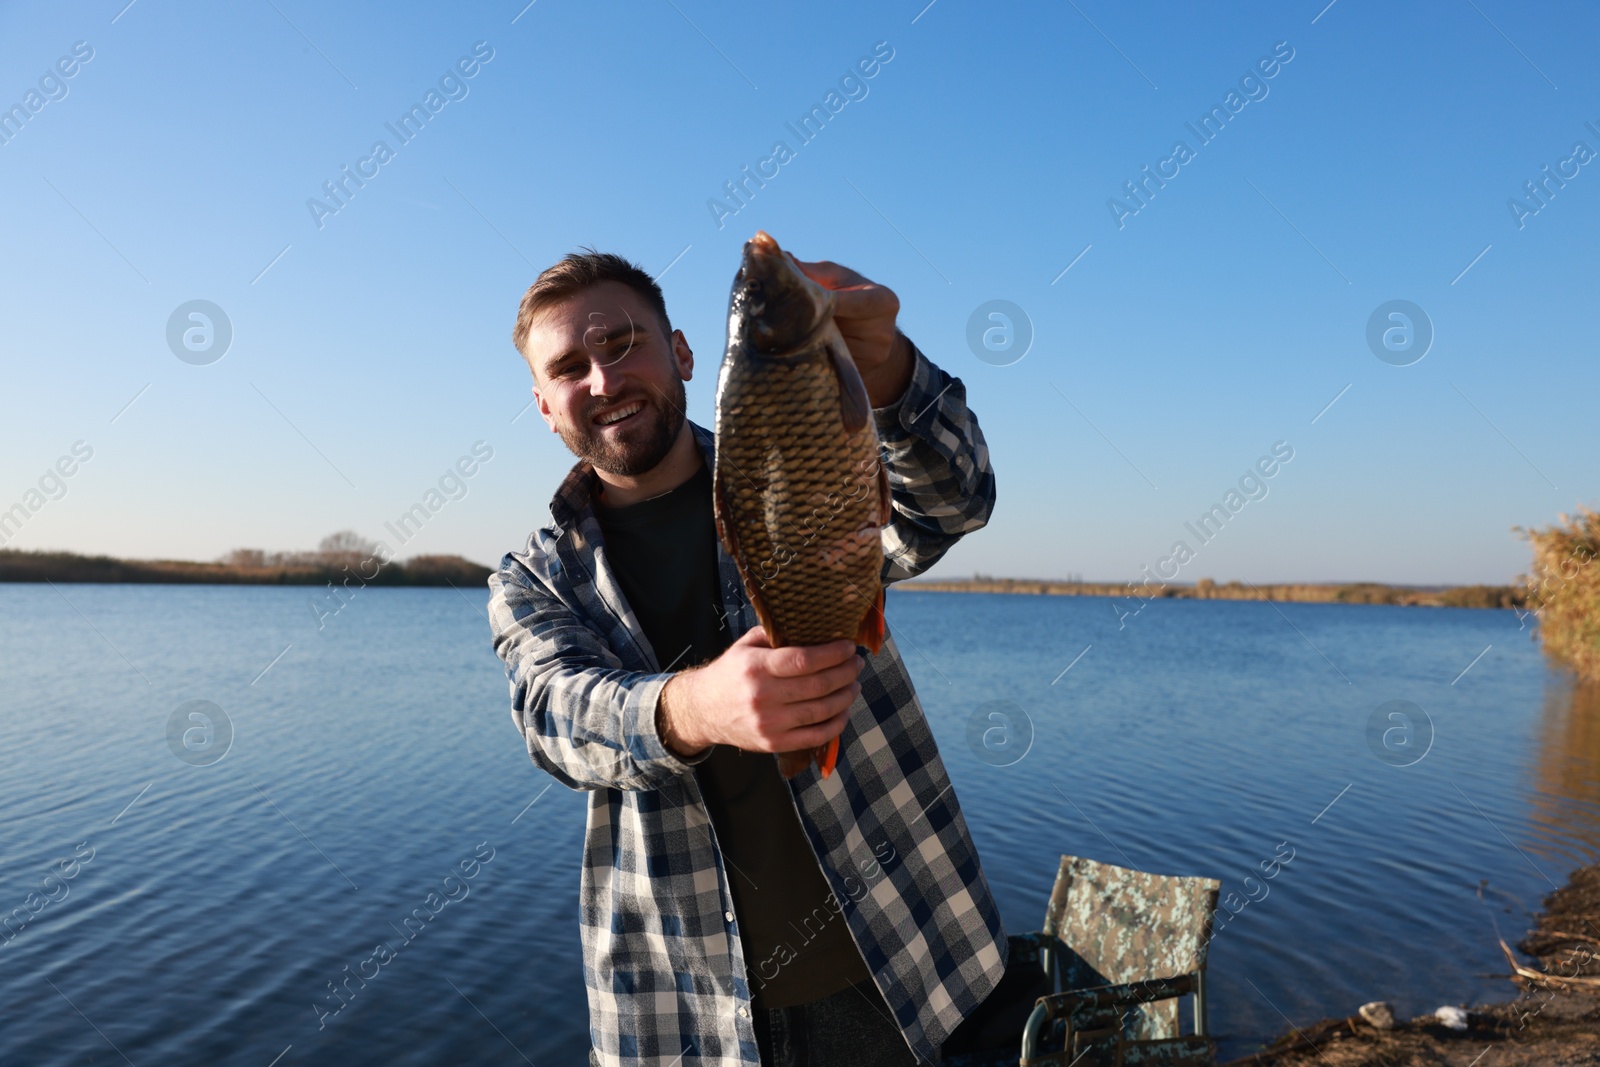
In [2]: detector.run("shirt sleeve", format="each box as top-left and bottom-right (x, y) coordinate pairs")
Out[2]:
(488, 558), (713, 792)
(872, 337), (997, 584)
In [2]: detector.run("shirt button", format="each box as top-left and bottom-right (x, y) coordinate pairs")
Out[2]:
(737, 1006), (750, 1019)
(724, 911), (734, 923)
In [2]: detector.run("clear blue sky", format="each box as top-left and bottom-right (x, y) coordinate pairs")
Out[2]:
(2, 0), (1595, 585)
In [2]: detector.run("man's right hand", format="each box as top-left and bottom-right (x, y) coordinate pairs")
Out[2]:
(658, 627), (862, 759)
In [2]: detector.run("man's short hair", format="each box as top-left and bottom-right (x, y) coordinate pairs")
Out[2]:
(512, 250), (671, 364)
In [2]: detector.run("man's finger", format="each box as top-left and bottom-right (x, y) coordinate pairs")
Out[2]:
(765, 639), (857, 677)
(790, 256), (871, 291)
(734, 626), (772, 649)
(777, 684), (860, 735)
(829, 285), (899, 322)
(778, 656), (862, 704)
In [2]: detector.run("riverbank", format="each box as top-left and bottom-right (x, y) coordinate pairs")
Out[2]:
(1223, 862), (1600, 1066)
(0, 547), (491, 586)
(900, 578), (1523, 609)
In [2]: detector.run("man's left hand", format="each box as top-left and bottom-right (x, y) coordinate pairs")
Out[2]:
(790, 254), (913, 409)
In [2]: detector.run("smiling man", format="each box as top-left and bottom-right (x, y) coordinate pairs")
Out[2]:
(488, 248), (1006, 1067)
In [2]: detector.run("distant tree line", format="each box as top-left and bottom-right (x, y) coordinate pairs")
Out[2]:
(0, 531), (490, 586)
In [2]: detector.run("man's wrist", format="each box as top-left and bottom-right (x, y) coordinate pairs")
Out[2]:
(658, 673), (712, 759)
(862, 330), (914, 410)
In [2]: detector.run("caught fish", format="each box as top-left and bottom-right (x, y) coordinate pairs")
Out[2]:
(713, 231), (890, 780)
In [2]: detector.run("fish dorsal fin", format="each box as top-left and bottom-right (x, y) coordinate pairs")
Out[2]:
(828, 338), (872, 434)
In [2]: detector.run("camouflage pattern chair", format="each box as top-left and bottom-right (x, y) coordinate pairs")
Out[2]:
(1018, 855), (1221, 1066)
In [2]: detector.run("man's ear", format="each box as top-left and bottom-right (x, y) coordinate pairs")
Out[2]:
(671, 329), (694, 382)
(534, 384), (560, 434)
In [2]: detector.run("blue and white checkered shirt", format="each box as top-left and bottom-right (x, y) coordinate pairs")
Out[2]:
(488, 342), (1007, 1066)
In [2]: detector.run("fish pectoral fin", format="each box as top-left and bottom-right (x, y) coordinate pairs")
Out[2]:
(714, 460), (785, 642)
(854, 585), (886, 654)
(828, 340), (873, 434)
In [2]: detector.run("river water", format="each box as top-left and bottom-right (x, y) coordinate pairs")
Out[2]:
(1, 584), (1595, 1063)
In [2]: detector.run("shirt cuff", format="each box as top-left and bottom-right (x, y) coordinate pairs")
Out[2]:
(629, 673), (714, 774)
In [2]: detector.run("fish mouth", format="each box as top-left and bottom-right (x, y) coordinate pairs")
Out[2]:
(591, 399), (647, 430)
(748, 230), (781, 256)
(735, 231), (833, 355)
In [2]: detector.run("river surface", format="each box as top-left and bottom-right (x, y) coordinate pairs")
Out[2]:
(2, 584), (1596, 1064)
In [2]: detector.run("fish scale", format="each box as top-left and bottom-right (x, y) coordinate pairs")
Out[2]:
(718, 356), (881, 645)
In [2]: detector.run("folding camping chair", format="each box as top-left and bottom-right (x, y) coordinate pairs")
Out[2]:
(941, 854), (1220, 1067)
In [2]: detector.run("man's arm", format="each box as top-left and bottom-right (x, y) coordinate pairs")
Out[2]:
(489, 560), (698, 791)
(490, 560), (862, 789)
(872, 337), (996, 584)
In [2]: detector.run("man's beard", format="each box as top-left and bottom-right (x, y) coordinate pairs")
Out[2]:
(558, 375), (687, 477)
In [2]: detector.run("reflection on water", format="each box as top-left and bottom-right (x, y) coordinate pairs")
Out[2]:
(1528, 676), (1600, 865)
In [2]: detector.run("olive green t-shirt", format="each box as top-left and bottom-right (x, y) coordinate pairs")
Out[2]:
(594, 462), (871, 1010)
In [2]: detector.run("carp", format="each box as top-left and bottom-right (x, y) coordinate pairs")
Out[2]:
(713, 231), (890, 780)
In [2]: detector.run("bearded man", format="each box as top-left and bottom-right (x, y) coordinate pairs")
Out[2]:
(488, 247), (1005, 1067)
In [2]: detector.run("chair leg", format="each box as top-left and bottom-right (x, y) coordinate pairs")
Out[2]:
(1020, 1001), (1052, 1062)
(1193, 970), (1208, 1038)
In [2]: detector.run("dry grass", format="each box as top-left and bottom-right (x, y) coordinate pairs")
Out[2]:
(902, 577), (1523, 609)
(1520, 507), (1600, 683)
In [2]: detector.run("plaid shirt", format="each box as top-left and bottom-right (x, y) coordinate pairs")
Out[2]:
(488, 342), (1007, 1067)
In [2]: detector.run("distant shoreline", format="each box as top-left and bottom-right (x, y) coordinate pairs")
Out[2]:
(3, 550), (1525, 608)
(897, 577), (1524, 609)
(0, 548), (491, 587)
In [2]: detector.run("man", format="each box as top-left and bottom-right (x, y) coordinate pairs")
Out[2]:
(488, 246), (1006, 1067)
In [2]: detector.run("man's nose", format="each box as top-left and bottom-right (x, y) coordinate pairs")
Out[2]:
(586, 355), (627, 396)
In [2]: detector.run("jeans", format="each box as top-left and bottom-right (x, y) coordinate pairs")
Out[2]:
(754, 978), (934, 1067)
(587, 979), (937, 1066)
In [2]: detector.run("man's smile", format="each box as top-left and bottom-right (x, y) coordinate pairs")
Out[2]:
(593, 400), (646, 428)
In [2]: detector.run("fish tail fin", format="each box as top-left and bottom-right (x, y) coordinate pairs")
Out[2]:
(855, 586), (886, 654)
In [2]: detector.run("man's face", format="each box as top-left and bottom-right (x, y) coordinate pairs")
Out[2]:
(525, 281), (693, 476)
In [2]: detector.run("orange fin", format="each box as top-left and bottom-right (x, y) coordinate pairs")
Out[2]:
(816, 737), (840, 779)
(854, 585), (886, 654)
(777, 737), (842, 780)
